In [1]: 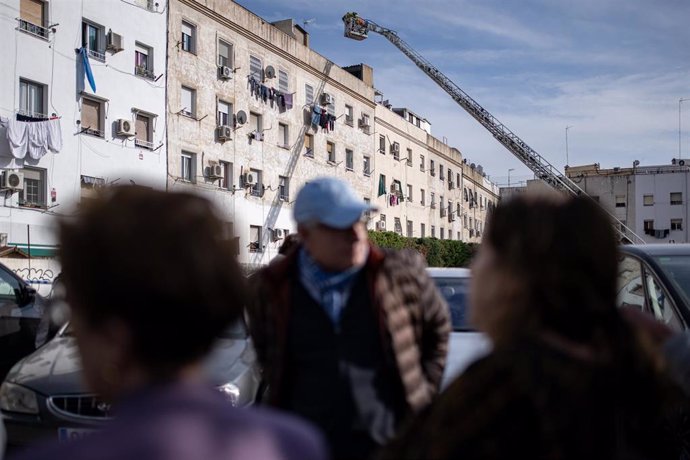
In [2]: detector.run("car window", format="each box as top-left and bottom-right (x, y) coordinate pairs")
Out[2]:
(616, 256), (645, 311)
(0, 267), (21, 305)
(651, 255), (690, 315)
(644, 269), (683, 332)
(432, 276), (471, 331)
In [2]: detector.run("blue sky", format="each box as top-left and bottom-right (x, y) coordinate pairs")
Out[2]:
(238, 0), (690, 185)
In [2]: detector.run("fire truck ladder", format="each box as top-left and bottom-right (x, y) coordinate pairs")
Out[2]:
(343, 13), (645, 244)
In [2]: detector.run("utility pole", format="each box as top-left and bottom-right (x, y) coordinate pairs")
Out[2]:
(565, 126), (573, 166)
(680, 98), (689, 160)
(508, 168), (514, 188)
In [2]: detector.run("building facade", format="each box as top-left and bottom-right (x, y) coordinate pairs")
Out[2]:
(566, 162), (690, 243)
(0, 0), (168, 255)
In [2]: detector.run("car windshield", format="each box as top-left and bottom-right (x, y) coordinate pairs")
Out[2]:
(652, 255), (690, 309)
(433, 276), (471, 331)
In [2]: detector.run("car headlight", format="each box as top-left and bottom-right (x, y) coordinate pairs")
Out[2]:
(217, 382), (240, 407)
(0, 382), (39, 414)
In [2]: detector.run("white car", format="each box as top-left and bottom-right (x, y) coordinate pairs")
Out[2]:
(426, 267), (492, 388)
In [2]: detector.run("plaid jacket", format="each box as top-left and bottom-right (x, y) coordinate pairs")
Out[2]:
(248, 243), (451, 412)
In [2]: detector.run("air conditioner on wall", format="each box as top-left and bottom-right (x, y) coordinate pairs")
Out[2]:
(207, 162), (222, 178)
(243, 172), (257, 186)
(106, 31), (123, 52)
(216, 125), (232, 141)
(272, 228), (285, 240)
(321, 93), (334, 105)
(250, 130), (264, 141)
(117, 119), (135, 137)
(376, 221), (386, 231)
(219, 65), (233, 80)
(1, 171), (24, 191)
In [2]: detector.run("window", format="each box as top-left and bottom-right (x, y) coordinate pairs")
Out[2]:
(464, 215), (468, 229)
(671, 219), (683, 231)
(363, 155), (371, 176)
(305, 84), (314, 105)
(220, 161), (233, 190)
(327, 98), (336, 117)
(671, 192), (683, 205)
(134, 113), (153, 149)
(304, 133), (314, 157)
(80, 175), (104, 203)
(135, 43), (154, 79)
(346, 149), (354, 171)
(345, 105), (354, 126)
(19, 167), (46, 207)
(363, 198), (371, 220)
(430, 192), (436, 208)
(457, 173), (461, 187)
(361, 113), (370, 133)
(407, 220), (413, 237)
(392, 142), (400, 161)
(406, 148), (413, 166)
(250, 112), (262, 132)
(448, 168), (453, 185)
(217, 100), (232, 126)
(181, 21), (195, 53)
(278, 70), (288, 93)
(279, 176), (289, 201)
(440, 228), (445, 239)
(645, 270), (683, 331)
(379, 135), (386, 154)
(420, 154), (425, 171)
(643, 195), (654, 206)
(181, 86), (196, 118)
(180, 151), (196, 182)
(406, 184), (413, 202)
(420, 188), (425, 206)
(644, 219), (654, 235)
(218, 39), (232, 67)
(19, 0), (47, 38)
(457, 232), (461, 240)
(430, 160), (435, 176)
(431, 225), (436, 238)
(440, 165), (445, 181)
(249, 226), (262, 253)
(278, 123), (289, 148)
(615, 195), (626, 208)
(80, 96), (103, 137)
(82, 20), (105, 61)
(249, 55), (262, 80)
(19, 78), (45, 117)
(249, 169), (263, 197)
(327, 142), (336, 164)
(394, 217), (403, 235)
(421, 223), (426, 238)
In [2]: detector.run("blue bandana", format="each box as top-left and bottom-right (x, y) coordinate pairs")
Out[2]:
(298, 248), (365, 327)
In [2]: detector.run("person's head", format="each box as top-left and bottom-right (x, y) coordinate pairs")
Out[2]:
(294, 177), (376, 272)
(470, 191), (619, 346)
(278, 233), (300, 256)
(58, 186), (246, 400)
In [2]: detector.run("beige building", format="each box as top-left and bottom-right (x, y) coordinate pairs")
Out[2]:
(167, 0), (375, 265)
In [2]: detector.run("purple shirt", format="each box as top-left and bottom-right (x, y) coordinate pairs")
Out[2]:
(11, 382), (328, 460)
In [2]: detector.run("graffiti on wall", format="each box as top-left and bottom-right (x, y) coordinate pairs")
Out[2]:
(13, 268), (56, 284)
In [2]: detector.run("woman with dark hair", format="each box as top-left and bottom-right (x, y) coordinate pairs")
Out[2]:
(381, 191), (689, 460)
(14, 186), (325, 460)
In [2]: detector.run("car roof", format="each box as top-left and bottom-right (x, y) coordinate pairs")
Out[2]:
(620, 244), (690, 257)
(426, 267), (471, 278)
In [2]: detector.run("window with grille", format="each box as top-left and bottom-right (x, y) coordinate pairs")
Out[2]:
(19, 167), (46, 207)
(134, 43), (154, 79)
(82, 20), (105, 61)
(305, 84), (314, 105)
(278, 70), (288, 93)
(19, 0), (47, 38)
(249, 55), (262, 80)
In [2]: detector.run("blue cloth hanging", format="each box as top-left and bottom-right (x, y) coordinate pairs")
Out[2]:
(80, 48), (97, 93)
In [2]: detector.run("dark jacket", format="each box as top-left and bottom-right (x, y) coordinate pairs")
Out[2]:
(248, 243), (451, 413)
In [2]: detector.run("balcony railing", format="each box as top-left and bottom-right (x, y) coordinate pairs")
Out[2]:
(87, 48), (106, 62)
(17, 19), (48, 39)
(135, 66), (156, 80)
(135, 139), (154, 149)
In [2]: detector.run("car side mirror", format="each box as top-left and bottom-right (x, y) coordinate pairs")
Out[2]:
(21, 286), (37, 306)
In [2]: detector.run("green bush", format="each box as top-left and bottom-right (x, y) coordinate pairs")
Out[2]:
(368, 231), (477, 267)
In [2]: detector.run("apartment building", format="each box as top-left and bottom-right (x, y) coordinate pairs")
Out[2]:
(566, 161), (690, 243)
(372, 101), (498, 243)
(167, 0), (376, 266)
(0, 0), (168, 255)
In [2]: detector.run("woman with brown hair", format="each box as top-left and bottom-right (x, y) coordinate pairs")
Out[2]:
(381, 191), (689, 460)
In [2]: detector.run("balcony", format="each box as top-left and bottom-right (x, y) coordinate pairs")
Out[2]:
(17, 19), (48, 39)
(87, 48), (106, 62)
(135, 139), (154, 150)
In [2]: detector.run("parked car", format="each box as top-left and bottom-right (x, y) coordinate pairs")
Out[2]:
(0, 262), (48, 383)
(426, 267), (491, 388)
(617, 244), (690, 331)
(0, 320), (262, 447)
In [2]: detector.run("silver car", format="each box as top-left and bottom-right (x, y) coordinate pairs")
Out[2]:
(426, 267), (492, 387)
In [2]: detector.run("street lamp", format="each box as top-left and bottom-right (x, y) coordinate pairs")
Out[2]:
(680, 98), (690, 160)
(565, 126), (573, 167)
(508, 168), (515, 188)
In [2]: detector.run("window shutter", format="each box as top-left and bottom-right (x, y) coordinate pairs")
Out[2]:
(21, 0), (43, 26)
(81, 98), (100, 131)
(135, 115), (149, 142)
(278, 70), (288, 93)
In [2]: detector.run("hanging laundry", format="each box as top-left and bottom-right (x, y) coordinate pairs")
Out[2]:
(79, 47), (97, 93)
(5, 118), (62, 160)
(319, 109), (329, 130)
(311, 105), (321, 128)
(16, 113), (48, 122)
(248, 76), (259, 97)
(260, 85), (269, 102)
(283, 93), (293, 110)
(328, 114), (335, 131)
(277, 93), (286, 111)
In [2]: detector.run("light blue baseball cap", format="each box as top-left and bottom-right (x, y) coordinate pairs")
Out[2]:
(294, 177), (377, 229)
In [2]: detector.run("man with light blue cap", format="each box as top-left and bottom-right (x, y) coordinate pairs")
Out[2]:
(249, 177), (451, 460)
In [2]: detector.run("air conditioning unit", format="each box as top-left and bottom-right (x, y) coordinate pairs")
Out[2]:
(219, 65), (233, 80)
(391, 183), (401, 193)
(250, 130), (264, 141)
(243, 172), (257, 186)
(358, 117), (370, 129)
(2, 171), (24, 191)
(207, 162), (222, 178)
(320, 93), (334, 106)
(272, 228), (285, 240)
(391, 144), (400, 155)
(106, 31), (123, 52)
(376, 221), (386, 231)
(117, 119), (135, 137)
(216, 125), (232, 141)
